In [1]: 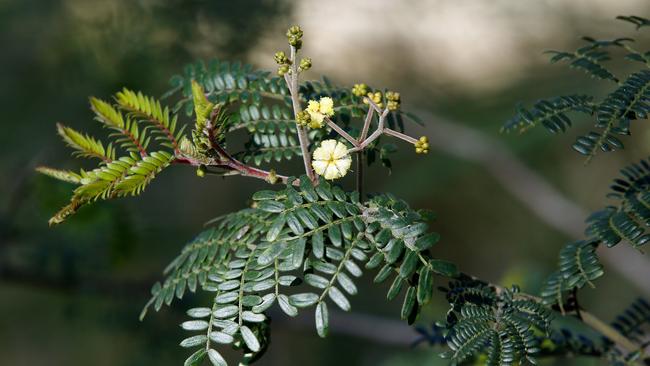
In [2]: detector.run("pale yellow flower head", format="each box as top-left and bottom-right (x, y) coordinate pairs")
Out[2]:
(307, 100), (320, 113)
(311, 139), (352, 180)
(307, 110), (325, 128)
(304, 97), (335, 129)
(318, 97), (334, 117)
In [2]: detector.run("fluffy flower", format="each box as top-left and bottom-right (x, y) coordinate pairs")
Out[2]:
(304, 98), (335, 129)
(307, 100), (320, 113)
(311, 139), (352, 180)
(307, 110), (325, 128)
(318, 97), (334, 117)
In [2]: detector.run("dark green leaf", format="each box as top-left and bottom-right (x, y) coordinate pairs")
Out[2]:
(417, 267), (433, 305)
(316, 302), (329, 337)
(207, 349), (227, 366)
(400, 286), (417, 321)
(429, 259), (459, 277)
(184, 349), (207, 366)
(414, 232), (440, 251)
(328, 286), (351, 311)
(289, 293), (319, 308)
(399, 250), (418, 278)
(240, 325), (260, 352)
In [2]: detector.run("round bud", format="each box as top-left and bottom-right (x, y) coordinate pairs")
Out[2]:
(288, 36), (302, 49)
(286, 25), (303, 38)
(296, 110), (311, 126)
(277, 64), (290, 76)
(299, 57), (312, 71)
(274, 51), (288, 65)
(196, 165), (207, 177)
(352, 83), (368, 97)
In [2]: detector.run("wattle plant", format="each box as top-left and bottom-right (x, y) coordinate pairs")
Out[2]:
(39, 21), (650, 366)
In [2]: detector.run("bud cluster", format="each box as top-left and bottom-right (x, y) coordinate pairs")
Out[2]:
(385, 91), (401, 111)
(274, 51), (292, 76)
(414, 136), (429, 154)
(299, 57), (312, 72)
(286, 25), (304, 49)
(364, 91), (384, 109)
(352, 83), (368, 97)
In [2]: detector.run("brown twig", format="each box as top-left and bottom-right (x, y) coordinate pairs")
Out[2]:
(287, 45), (316, 183)
(356, 151), (364, 202)
(325, 117), (359, 147)
(172, 114), (294, 185)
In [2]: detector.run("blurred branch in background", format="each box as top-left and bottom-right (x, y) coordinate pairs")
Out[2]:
(415, 109), (650, 296)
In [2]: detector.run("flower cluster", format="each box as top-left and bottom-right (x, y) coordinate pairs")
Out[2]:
(311, 139), (352, 180)
(286, 25), (303, 49)
(364, 91), (383, 109)
(352, 83), (368, 97)
(386, 91), (401, 111)
(299, 57), (312, 72)
(274, 51), (291, 76)
(414, 136), (429, 154)
(296, 97), (335, 129)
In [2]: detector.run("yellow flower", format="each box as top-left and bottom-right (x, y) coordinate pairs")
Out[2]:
(304, 98), (335, 129)
(307, 100), (320, 113)
(352, 83), (368, 97)
(307, 109), (325, 128)
(319, 97), (334, 117)
(312, 139), (352, 180)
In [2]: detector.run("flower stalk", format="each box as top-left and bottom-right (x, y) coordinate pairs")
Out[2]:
(287, 44), (316, 183)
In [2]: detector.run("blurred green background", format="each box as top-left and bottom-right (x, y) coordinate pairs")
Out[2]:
(2, 1), (650, 365)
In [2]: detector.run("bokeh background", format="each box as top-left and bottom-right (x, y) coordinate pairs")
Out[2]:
(2, 1), (650, 365)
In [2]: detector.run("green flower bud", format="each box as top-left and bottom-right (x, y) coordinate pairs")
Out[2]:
(296, 110), (311, 126)
(288, 36), (302, 49)
(266, 169), (278, 184)
(286, 25), (304, 49)
(274, 51), (289, 65)
(277, 64), (290, 76)
(196, 165), (207, 177)
(299, 57), (312, 71)
(286, 25), (303, 38)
